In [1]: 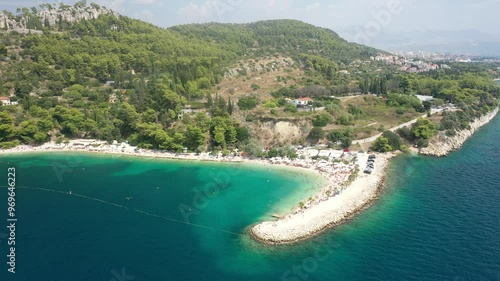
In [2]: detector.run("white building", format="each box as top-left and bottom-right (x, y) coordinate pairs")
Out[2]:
(416, 95), (434, 103)
(0, 96), (17, 106)
(290, 97), (313, 106)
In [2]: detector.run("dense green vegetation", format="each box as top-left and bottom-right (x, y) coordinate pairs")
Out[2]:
(170, 20), (379, 64)
(0, 3), (499, 154)
(0, 4), (246, 152)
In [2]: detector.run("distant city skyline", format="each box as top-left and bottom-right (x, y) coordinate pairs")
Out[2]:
(1, 0), (499, 53)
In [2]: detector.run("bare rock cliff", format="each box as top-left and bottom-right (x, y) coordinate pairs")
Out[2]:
(0, 5), (118, 31)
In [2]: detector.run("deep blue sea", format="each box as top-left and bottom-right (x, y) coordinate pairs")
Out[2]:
(1, 109), (499, 280)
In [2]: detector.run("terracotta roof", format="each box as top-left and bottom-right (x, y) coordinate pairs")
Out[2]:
(0, 96), (10, 101)
(297, 98), (313, 101)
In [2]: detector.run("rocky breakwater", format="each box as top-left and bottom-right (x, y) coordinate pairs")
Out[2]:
(250, 154), (392, 245)
(419, 107), (499, 157)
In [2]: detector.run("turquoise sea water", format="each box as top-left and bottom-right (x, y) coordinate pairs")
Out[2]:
(1, 110), (500, 280)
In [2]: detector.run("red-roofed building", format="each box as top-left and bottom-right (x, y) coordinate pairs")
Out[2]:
(291, 97), (313, 106)
(0, 96), (17, 106)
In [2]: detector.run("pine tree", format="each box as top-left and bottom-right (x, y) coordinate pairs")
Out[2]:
(228, 96), (234, 115)
(206, 93), (213, 109)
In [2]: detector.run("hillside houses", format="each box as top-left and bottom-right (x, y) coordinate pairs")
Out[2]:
(108, 94), (118, 104)
(0, 96), (18, 106)
(416, 95), (434, 103)
(178, 105), (205, 119)
(369, 53), (444, 73)
(287, 97), (313, 106)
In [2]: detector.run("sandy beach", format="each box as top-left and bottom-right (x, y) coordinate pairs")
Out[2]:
(250, 153), (393, 245)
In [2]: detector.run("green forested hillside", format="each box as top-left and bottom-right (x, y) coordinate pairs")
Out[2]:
(170, 19), (379, 63)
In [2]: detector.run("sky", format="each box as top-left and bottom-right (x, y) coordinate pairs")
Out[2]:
(1, 0), (500, 45)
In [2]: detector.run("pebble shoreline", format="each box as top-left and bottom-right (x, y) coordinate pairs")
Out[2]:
(250, 154), (394, 245)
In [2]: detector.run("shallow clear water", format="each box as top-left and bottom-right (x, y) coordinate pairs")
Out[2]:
(0, 112), (499, 281)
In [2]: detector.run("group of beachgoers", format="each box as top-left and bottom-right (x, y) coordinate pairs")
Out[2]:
(267, 156), (359, 215)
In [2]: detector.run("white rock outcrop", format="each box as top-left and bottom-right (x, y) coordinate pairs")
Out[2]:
(0, 5), (118, 31)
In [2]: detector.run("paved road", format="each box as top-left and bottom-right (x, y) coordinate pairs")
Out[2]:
(353, 109), (443, 144)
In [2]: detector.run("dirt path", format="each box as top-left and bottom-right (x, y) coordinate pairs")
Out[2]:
(353, 109), (443, 144)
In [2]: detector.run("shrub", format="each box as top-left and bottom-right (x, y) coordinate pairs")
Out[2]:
(263, 100), (278, 108)
(416, 138), (429, 148)
(396, 126), (413, 141)
(0, 140), (21, 149)
(238, 96), (259, 110)
(382, 131), (402, 150)
(328, 128), (353, 149)
(313, 113), (334, 127)
(411, 118), (437, 139)
(308, 127), (325, 143)
(336, 114), (353, 125)
(372, 136), (393, 152)
(446, 129), (457, 137)
(284, 104), (298, 113)
(271, 87), (293, 98)
(246, 114), (256, 122)
(268, 148), (278, 158)
(251, 84), (261, 91)
(312, 101), (324, 107)
(348, 104), (366, 119)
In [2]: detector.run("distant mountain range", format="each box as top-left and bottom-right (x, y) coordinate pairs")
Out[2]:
(339, 28), (500, 57)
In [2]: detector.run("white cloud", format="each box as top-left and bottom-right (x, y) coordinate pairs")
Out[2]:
(131, 0), (157, 5)
(95, 0), (127, 12)
(177, 0), (248, 23)
(177, 1), (217, 22)
(133, 9), (154, 21)
(166, 0), (500, 37)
